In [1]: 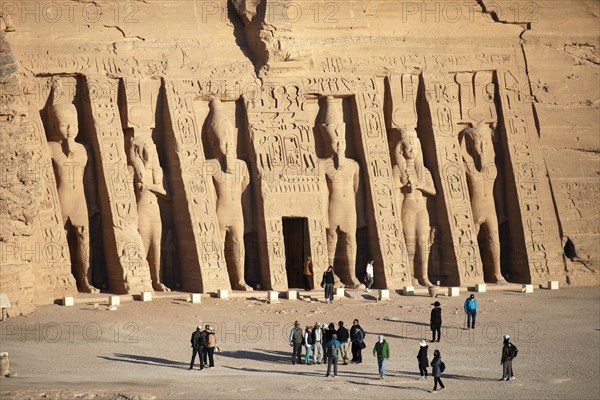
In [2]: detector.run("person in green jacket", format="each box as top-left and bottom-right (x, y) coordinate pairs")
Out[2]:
(373, 335), (390, 379)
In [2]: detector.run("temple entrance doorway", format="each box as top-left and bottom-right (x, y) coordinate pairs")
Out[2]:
(283, 217), (310, 289)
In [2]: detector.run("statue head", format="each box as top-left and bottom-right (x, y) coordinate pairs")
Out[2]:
(50, 103), (79, 141)
(397, 128), (421, 161)
(207, 98), (235, 159)
(319, 96), (346, 160)
(463, 124), (493, 159)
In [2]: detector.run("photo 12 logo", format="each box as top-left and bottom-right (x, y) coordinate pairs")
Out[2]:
(1, 1), (140, 24)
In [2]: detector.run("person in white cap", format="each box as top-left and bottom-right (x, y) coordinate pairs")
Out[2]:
(417, 339), (429, 378)
(500, 335), (517, 380)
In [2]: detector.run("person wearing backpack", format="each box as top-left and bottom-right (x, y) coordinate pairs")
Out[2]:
(303, 326), (313, 365)
(464, 294), (478, 329)
(430, 349), (446, 392)
(324, 333), (341, 377)
(500, 334), (517, 380)
(289, 321), (303, 365)
(372, 335), (390, 379)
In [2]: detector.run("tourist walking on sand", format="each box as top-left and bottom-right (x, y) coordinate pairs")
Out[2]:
(430, 301), (442, 342)
(321, 266), (335, 303)
(304, 326), (313, 365)
(500, 335), (518, 381)
(365, 259), (374, 292)
(312, 322), (324, 364)
(372, 335), (390, 379)
(205, 326), (217, 368)
(350, 319), (366, 363)
(417, 339), (429, 378)
(464, 294), (478, 329)
(430, 349), (446, 392)
(303, 256), (313, 291)
(336, 321), (350, 365)
(324, 333), (341, 377)
(189, 325), (206, 370)
(289, 321), (303, 364)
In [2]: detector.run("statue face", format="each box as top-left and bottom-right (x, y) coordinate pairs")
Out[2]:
(214, 137), (235, 158)
(332, 138), (346, 157)
(53, 106), (79, 140)
(468, 128), (492, 158)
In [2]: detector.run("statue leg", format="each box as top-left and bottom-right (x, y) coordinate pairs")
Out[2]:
(229, 227), (252, 291)
(416, 214), (433, 287)
(483, 216), (506, 284)
(149, 231), (170, 292)
(402, 212), (420, 286)
(343, 232), (360, 288)
(74, 225), (99, 293)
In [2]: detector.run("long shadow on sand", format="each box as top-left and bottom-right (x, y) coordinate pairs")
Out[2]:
(347, 379), (429, 392)
(223, 365), (385, 379)
(98, 353), (188, 369)
(218, 349), (292, 364)
(395, 370), (491, 382)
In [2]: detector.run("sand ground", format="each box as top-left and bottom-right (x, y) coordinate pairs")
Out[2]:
(0, 286), (599, 400)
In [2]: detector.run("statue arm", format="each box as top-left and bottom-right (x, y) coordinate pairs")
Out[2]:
(149, 161), (168, 199)
(417, 170), (437, 197)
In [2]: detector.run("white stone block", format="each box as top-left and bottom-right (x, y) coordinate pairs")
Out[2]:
(141, 291), (152, 302)
(190, 293), (202, 304)
(547, 281), (559, 290)
(475, 283), (487, 293)
(62, 296), (74, 306)
(522, 284), (534, 293)
(448, 287), (460, 297)
(109, 296), (120, 306)
(267, 291), (279, 303)
(378, 289), (390, 301)
(286, 290), (298, 300)
(403, 286), (415, 296)
(335, 288), (345, 297)
(217, 289), (229, 299)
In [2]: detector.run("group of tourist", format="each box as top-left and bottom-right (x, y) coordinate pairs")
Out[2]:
(189, 324), (218, 370)
(288, 319), (367, 377)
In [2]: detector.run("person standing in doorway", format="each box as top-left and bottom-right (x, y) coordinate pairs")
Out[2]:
(430, 301), (442, 342)
(365, 259), (374, 292)
(372, 335), (390, 379)
(464, 294), (478, 329)
(303, 256), (313, 291)
(321, 265), (335, 303)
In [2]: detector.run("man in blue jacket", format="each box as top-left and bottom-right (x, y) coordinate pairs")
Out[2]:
(464, 294), (478, 329)
(324, 333), (341, 377)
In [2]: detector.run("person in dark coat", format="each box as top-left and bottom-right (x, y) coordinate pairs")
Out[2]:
(350, 321), (365, 364)
(417, 340), (429, 378)
(500, 334), (516, 380)
(430, 349), (445, 392)
(336, 321), (350, 365)
(189, 325), (206, 370)
(430, 301), (442, 342)
(321, 266), (335, 303)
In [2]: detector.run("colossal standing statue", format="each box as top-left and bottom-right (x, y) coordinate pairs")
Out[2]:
(47, 103), (99, 293)
(393, 128), (436, 287)
(319, 96), (361, 287)
(460, 124), (507, 284)
(128, 135), (170, 291)
(206, 98), (252, 291)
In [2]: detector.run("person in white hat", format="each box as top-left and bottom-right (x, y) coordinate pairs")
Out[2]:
(417, 339), (429, 378)
(312, 322), (324, 364)
(500, 335), (517, 380)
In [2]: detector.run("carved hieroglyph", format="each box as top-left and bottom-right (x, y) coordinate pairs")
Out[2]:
(123, 78), (170, 292)
(319, 96), (361, 287)
(47, 103), (100, 293)
(423, 73), (483, 285)
(205, 98), (252, 291)
(244, 79), (328, 291)
(85, 76), (153, 293)
(163, 80), (231, 292)
(393, 128), (437, 287)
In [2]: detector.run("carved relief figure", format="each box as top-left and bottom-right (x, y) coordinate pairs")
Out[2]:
(393, 128), (436, 287)
(460, 123), (507, 284)
(47, 103), (99, 293)
(128, 135), (170, 291)
(319, 96), (360, 287)
(206, 98), (252, 291)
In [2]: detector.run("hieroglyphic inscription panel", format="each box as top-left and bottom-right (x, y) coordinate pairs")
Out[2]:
(163, 80), (231, 292)
(423, 73), (483, 285)
(86, 76), (153, 293)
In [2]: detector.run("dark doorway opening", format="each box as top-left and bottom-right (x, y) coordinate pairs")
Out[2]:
(282, 217), (310, 289)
